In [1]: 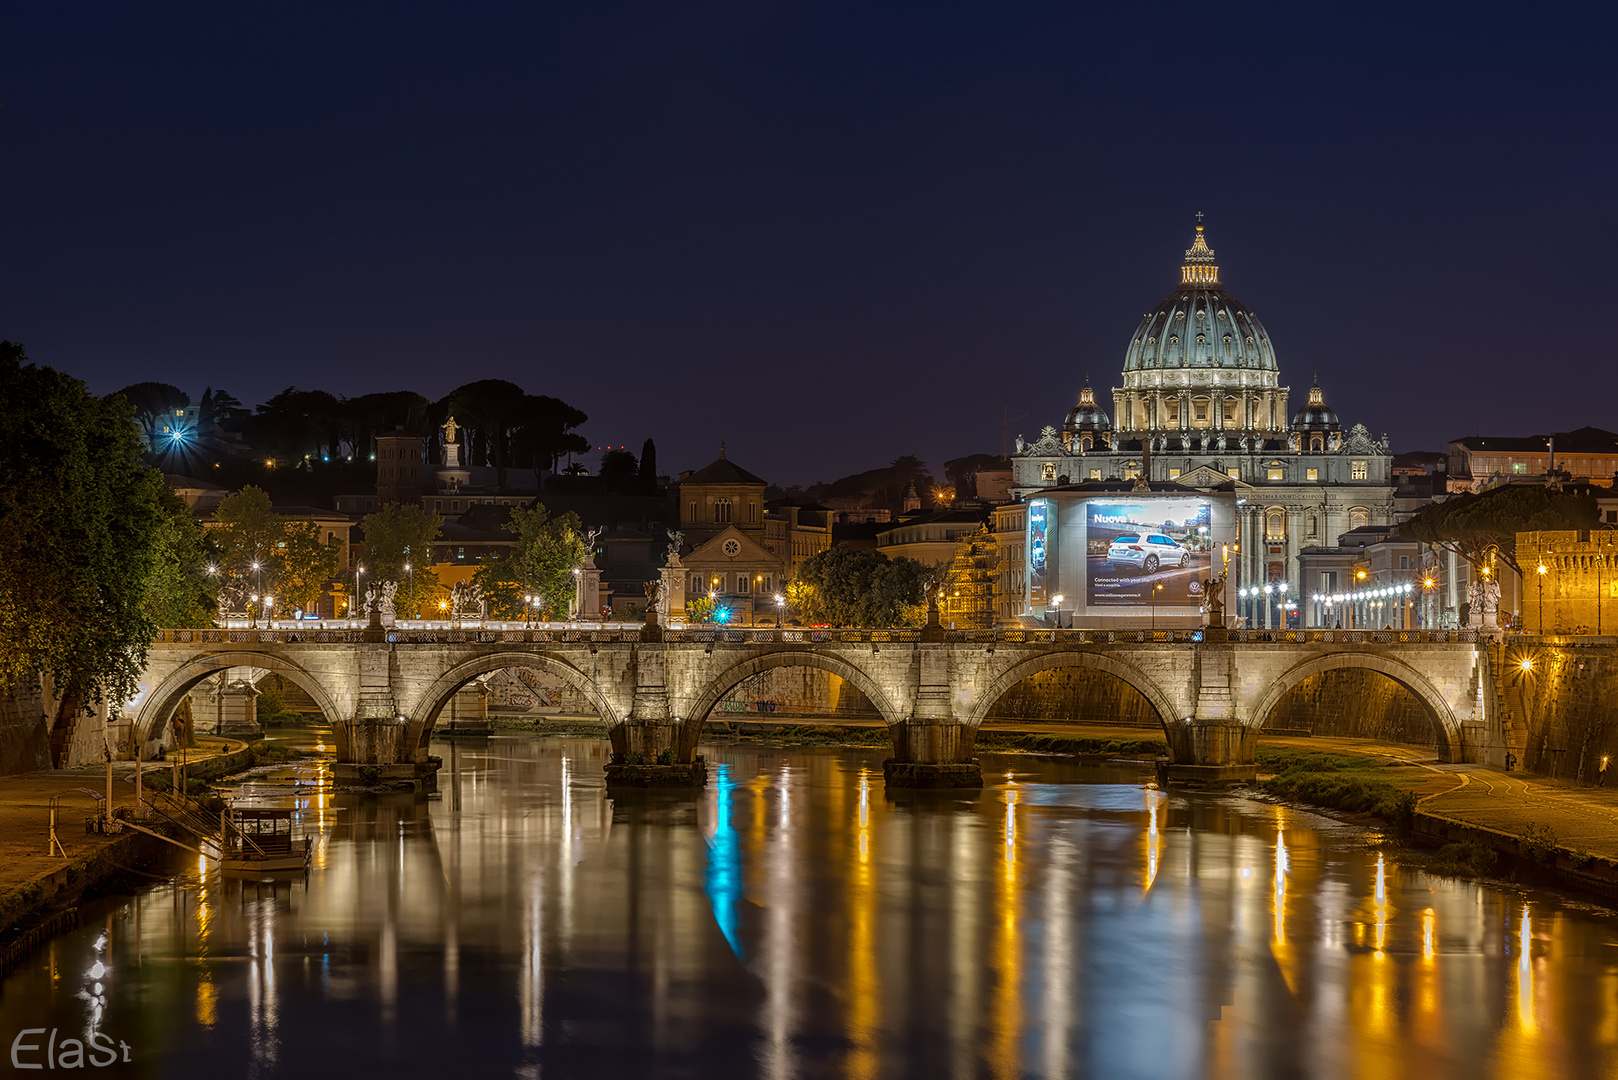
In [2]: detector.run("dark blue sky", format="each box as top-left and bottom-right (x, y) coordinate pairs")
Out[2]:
(5, 2), (1615, 485)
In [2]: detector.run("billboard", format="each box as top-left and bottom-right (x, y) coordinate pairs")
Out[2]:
(1027, 499), (1051, 607)
(1085, 500), (1212, 608)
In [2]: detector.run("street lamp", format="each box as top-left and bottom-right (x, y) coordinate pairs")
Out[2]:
(1051, 593), (1065, 629)
(404, 561), (413, 622)
(1536, 564), (1548, 633)
(774, 592), (784, 629)
(354, 564), (366, 623)
(263, 595), (274, 628)
(1152, 581), (1164, 632)
(252, 560), (262, 598)
(249, 594), (259, 629)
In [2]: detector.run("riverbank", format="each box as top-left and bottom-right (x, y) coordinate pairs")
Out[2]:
(0, 737), (251, 938)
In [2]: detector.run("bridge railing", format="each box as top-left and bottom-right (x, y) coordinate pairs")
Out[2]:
(151, 626), (1482, 647)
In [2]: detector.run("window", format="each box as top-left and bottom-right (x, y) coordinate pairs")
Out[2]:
(715, 498), (733, 523)
(1079, 435), (1091, 451)
(761, 575), (771, 593)
(1400, 556), (1410, 569)
(1307, 515), (1318, 537)
(1310, 434), (1323, 452)
(434, 500), (442, 511)
(1089, 468), (1102, 480)
(1224, 397), (1239, 425)
(748, 502), (757, 523)
(1041, 462), (1056, 482)
(689, 502), (697, 521)
(735, 575), (749, 594)
(1227, 467), (1240, 479)
(1267, 467), (1284, 481)
(1194, 400), (1209, 422)
(1351, 461), (1368, 481)
(451, 500), (459, 511)
(1265, 510), (1286, 541)
(1350, 508), (1369, 530)
(1321, 571), (1338, 592)
(1168, 468), (1181, 479)
(1124, 464), (1141, 480)
(1165, 400), (1179, 425)
(690, 574), (703, 593)
(1306, 468), (1319, 482)
(457, 547), (465, 559)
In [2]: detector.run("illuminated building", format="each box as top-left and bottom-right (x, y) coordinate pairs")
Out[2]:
(1010, 221), (1395, 628)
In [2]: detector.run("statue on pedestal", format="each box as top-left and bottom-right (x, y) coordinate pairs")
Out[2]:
(665, 529), (685, 566)
(1201, 572), (1227, 628)
(441, 415), (463, 468)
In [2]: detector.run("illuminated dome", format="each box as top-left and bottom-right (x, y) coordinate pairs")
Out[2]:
(1291, 381), (1340, 431)
(1119, 223), (1279, 384)
(1062, 380), (1111, 433)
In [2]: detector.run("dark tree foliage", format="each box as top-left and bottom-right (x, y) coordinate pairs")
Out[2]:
(638, 438), (658, 491)
(797, 454), (937, 517)
(790, 546), (929, 627)
(345, 391), (432, 459)
(510, 393), (590, 478)
(944, 452), (1006, 499)
(597, 449), (640, 493)
(1, 343), (170, 712)
(111, 381), (190, 448)
(1402, 485), (1598, 572)
(198, 387), (249, 431)
(247, 387), (345, 462)
(144, 491), (221, 628)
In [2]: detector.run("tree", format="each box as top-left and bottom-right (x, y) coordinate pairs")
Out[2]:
(638, 438), (658, 491)
(277, 521), (341, 616)
(111, 381), (190, 450)
(471, 503), (584, 620)
(2, 343), (171, 763)
(361, 503), (444, 619)
(246, 386), (344, 462)
(597, 449), (639, 493)
(144, 491), (221, 628)
(1403, 485), (1598, 573)
(212, 486), (286, 586)
(790, 546), (929, 627)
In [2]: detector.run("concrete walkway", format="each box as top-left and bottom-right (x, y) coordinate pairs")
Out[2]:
(0, 737), (246, 929)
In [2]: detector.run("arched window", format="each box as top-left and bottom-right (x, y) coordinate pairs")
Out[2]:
(714, 498), (732, 523)
(1041, 462), (1057, 483)
(1265, 509), (1287, 541)
(1350, 508), (1369, 530)
(1309, 434), (1323, 452)
(1307, 515), (1318, 538)
(1079, 435), (1091, 451)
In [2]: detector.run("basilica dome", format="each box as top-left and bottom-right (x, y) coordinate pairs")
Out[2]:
(1119, 224), (1278, 378)
(1291, 381), (1340, 431)
(1062, 380), (1111, 433)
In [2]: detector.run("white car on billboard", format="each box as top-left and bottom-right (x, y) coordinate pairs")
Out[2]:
(1105, 533), (1187, 574)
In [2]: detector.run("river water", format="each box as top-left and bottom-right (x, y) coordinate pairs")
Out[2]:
(3, 733), (1616, 1079)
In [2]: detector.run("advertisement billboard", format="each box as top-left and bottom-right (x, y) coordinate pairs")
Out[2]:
(1085, 500), (1212, 608)
(1027, 499), (1050, 606)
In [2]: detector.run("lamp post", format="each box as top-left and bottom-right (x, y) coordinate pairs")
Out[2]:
(249, 594), (259, 629)
(1422, 574), (1436, 630)
(404, 561), (413, 623)
(774, 593), (784, 629)
(263, 595), (275, 628)
(1536, 563), (1547, 634)
(1152, 581), (1164, 632)
(354, 564), (366, 624)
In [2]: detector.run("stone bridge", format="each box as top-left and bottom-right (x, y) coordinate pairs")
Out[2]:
(127, 625), (1499, 786)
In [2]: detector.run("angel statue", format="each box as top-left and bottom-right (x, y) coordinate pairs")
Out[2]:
(665, 529), (685, 566)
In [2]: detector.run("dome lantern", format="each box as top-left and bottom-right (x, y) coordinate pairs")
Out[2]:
(1180, 221), (1219, 287)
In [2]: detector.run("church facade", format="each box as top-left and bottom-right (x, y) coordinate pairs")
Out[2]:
(1008, 223), (1394, 628)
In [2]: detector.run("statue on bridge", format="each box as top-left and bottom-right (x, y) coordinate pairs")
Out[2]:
(449, 581), (483, 620)
(216, 579), (250, 622)
(365, 581), (398, 626)
(582, 527), (602, 569)
(1201, 571), (1227, 629)
(1466, 575), (1501, 631)
(664, 529), (685, 567)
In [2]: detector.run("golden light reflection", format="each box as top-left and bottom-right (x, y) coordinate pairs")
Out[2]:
(1143, 788), (1161, 895)
(991, 782), (1021, 1079)
(1271, 828), (1296, 995)
(1373, 853), (1387, 954)
(1422, 907), (1435, 961)
(846, 769), (878, 1080)
(195, 970), (217, 1028)
(1517, 906), (1536, 1035)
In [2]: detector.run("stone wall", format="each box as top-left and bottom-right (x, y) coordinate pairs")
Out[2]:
(978, 668), (1160, 727)
(1262, 669), (1437, 747)
(1513, 643), (1618, 783)
(0, 678), (52, 776)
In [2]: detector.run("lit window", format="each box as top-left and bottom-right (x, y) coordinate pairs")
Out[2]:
(1350, 509), (1369, 530)
(1041, 462), (1056, 482)
(1168, 468), (1181, 479)
(1310, 434), (1323, 452)
(1351, 461), (1368, 481)
(1306, 468), (1319, 482)
(1267, 467), (1284, 481)
(1227, 468), (1240, 480)
(1089, 468), (1102, 480)
(1194, 400), (1209, 422)
(1265, 510), (1286, 541)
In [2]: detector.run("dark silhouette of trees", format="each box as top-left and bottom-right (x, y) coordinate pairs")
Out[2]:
(639, 438), (659, 492)
(1404, 485), (1598, 572)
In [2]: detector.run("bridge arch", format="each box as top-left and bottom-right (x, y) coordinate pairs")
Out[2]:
(407, 652), (623, 749)
(1248, 651), (1461, 760)
(133, 650), (344, 753)
(679, 649), (907, 754)
(962, 649), (1183, 732)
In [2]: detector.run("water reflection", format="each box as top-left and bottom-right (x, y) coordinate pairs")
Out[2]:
(3, 737), (1618, 1078)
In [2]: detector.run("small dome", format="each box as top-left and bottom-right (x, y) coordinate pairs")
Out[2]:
(1062, 380), (1112, 433)
(1120, 223), (1279, 376)
(1291, 381), (1340, 431)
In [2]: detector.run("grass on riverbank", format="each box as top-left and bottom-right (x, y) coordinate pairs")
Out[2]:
(1256, 747), (1418, 829)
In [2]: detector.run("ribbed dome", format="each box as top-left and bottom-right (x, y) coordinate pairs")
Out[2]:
(1062, 380), (1111, 432)
(1291, 382), (1340, 431)
(1120, 224), (1278, 376)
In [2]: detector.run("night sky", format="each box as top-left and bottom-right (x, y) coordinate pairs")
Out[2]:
(5, 3), (1615, 486)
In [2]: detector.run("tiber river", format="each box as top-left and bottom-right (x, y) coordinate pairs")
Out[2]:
(3, 732), (1617, 1079)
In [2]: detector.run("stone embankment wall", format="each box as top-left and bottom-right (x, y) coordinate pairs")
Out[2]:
(1263, 669), (1436, 746)
(0, 679), (51, 775)
(717, 668), (881, 719)
(1509, 642), (1618, 784)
